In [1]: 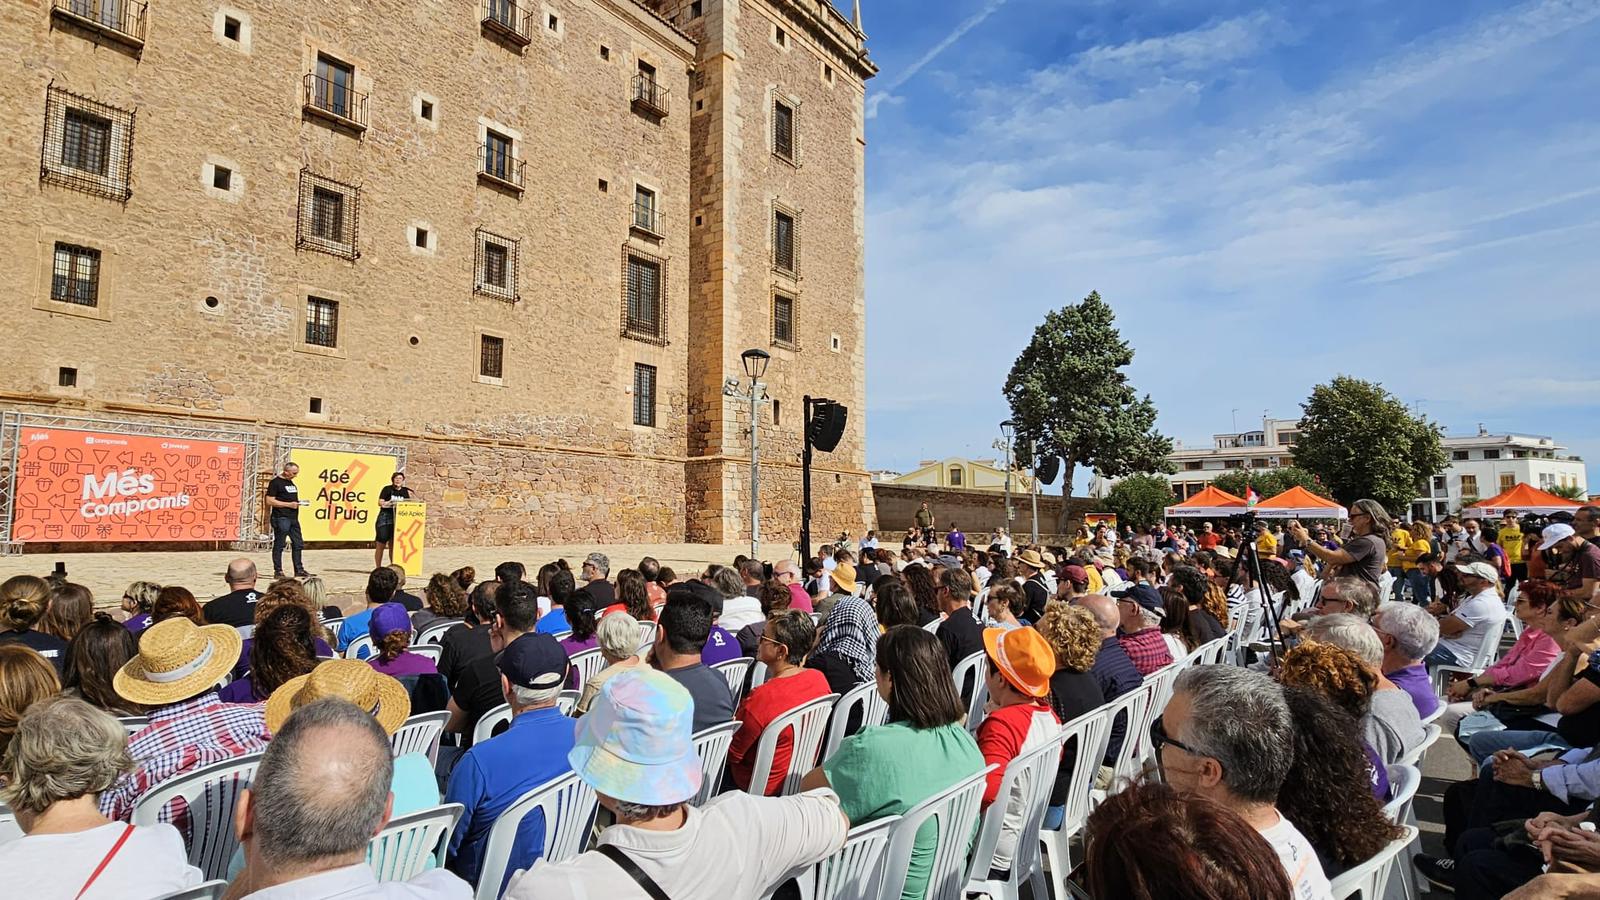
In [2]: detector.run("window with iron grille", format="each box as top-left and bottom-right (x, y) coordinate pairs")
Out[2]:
(633, 363), (657, 427)
(623, 253), (665, 344)
(51, 243), (101, 307)
(479, 335), (504, 379)
(40, 86), (135, 201)
(296, 169), (359, 259)
(772, 206), (798, 274)
(474, 228), (519, 301)
(305, 296), (338, 347)
(772, 292), (797, 349)
(773, 99), (795, 162)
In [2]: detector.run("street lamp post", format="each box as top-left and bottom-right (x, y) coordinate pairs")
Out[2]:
(1029, 437), (1039, 544)
(730, 349), (770, 560)
(1000, 420), (1015, 536)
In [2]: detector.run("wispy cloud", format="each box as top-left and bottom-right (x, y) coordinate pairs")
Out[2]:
(866, 0), (1008, 119)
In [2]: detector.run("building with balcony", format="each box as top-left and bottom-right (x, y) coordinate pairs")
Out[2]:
(0, 0), (875, 546)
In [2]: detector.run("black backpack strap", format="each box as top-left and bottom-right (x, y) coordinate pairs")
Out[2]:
(595, 844), (673, 900)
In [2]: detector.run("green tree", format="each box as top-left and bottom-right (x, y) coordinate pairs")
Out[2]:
(1293, 376), (1447, 512)
(1209, 466), (1330, 501)
(1102, 474), (1176, 530)
(1004, 291), (1173, 530)
(1549, 483), (1587, 501)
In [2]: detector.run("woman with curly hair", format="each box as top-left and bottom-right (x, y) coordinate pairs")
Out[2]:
(413, 571), (469, 631)
(451, 566), (476, 595)
(1035, 601), (1106, 830)
(219, 605), (320, 704)
(62, 613), (143, 716)
(231, 579), (332, 680)
(1278, 685), (1406, 878)
(901, 563), (942, 627)
(1277, 640), (1393, 800)
(38, 581), (93, 643)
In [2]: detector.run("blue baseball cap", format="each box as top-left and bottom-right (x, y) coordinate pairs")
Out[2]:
(497, 632), (570, 690)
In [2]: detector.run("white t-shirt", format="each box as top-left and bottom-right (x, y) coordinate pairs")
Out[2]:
(1437, 587), (1508, 664)
(0, 822), (202, 900)
(505, 789), (847, 899)
(1257, 810), (1333, 900)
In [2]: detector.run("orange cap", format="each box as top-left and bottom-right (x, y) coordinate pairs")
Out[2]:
(983, 626), (1056, 698)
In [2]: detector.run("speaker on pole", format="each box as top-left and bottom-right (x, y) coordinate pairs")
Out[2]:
(1035, 454), (1061, 486)
(807, 400), (848, 453)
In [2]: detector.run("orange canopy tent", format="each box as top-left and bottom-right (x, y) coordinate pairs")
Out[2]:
(1164, 485), (1248, 518)
(1252, 485), (1347, 519)
(1466, 483), (1582, 517)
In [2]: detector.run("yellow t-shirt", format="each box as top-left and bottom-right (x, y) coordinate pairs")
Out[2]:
(1402, 537), (1431, 570)
(1387, 528), (1411, 568)
(1500, 527), (1525, 564)
(1085, 565), (1104, 595)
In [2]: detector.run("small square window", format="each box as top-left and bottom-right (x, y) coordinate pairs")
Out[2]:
(600, 45), (610, 60)
(691, 0), (703, 17)
(479, 335), (504, 380)
(223, 16), (240, 40)
(420, 100), (434, 121)
(309, 397), (323, 414)
(830, 334), (841, 352)
(547, 13), (558, 30)
(598, 178), (609, 192)
(696, 99), (704, 112)
(775, 25), (786, 46)
(694, 214), (703, 227)
(212, 166), (232, 190)
(58, 367), (78, 387)
(414, 228), (428, 248)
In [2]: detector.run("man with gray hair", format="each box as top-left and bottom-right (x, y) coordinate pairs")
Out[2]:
(1371, 601), (1442, 718)
(1155, 666), (1332, 900)
(227, 699), (469, 898)
(1278, 576), (1380, 639)
(1303, 613), (1425, 764)
(581, 552), (615, 606)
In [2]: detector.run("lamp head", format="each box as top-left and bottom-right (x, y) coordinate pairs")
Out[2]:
(741, 348), (771, 380)
(1000, 419), (1016, 440)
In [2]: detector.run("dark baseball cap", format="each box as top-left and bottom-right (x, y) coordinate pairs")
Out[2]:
(497, 632), (570, 690)
(1111, 583), (1165, 617)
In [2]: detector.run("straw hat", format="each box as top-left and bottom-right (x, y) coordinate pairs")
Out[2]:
(831, 563), (858, 595)
(264, 659), (411, 735)
(1014, 548), (1046, 570)
(114, 617), (243, 707)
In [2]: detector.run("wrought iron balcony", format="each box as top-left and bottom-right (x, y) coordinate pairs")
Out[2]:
(632, 74), (670, 117)
(302, 74), (368, 132)
(50, 0), (147, 49)
(481, 0), (532, 46)
(478, 143), (525, 192)
(631, 201), (662, 237)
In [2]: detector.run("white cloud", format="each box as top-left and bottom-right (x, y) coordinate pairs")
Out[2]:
(866, 0), (1009, 119)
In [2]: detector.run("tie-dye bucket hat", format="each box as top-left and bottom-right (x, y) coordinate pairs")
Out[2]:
(568, 667), (703, 805)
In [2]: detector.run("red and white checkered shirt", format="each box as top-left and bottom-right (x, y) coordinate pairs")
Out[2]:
(100, 691), (270, 824)
(1116, 627), (1175, 677)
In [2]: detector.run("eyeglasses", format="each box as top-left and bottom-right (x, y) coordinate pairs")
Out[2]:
(775, 570), (797, 580)
(1314, 594), (1347, 609)
(1150, 715), (1203, 758)
(1350, 511), (1369, 520)
(758, 634), (785, 649)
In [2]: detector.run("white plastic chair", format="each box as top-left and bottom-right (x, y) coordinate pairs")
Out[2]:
(711, 657), (754, 707)
(367, 802), (464, 881)
(556, 689), (580, 717)
(1137, 666), (1180, 769)
(745, 694), (839, 797)
(473, 703), (513, 745)
(0, 803), (20, 845)
(878, 765), (995, 900)
(1198, 635), (1229, 666)
(823, 680), (889, 761)
(750, 661), (770, 690)
(965, 733), (1066, 900)
(320, 617), (344, 641)
(407, 643), (442, 664)
(922, 618), (943, 634)
(951, 651), (989, 735)
(1040, 707), (1113, 896)
(1397, 723), (1441, 768)
(344, 633), (376, 660)
(132, 752), (264, 880)
(473, 770), (599, 900)
(567, 648), (607, 686)
(151, 881), (229, 900)
(637, 620), (658, 655)
(1097, 683), (1153, 789)
(760, 816), (899, 900)
(691, 719), (742, 806)
(390, 710), (450, 767)
(1328, 825), (1418, 900)
(1383, 764), (1421, 824)
(119, 714), (150, 735)
(1430, 617), (1510, 697)
(414, 618), (462, 645)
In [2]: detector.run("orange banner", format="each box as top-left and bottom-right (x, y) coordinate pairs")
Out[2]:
(11, 427), (247, 542)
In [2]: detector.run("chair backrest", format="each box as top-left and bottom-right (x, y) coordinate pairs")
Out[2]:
(760, 816), (899, 900)
(390, 710), (450, 767)
(922, 618), (942, 634)
(414, 618), (462, 645)
(951, 651), (988, 734)
(368, 802), (464, 882)
(1398, 723), (1441, 768)
(407, 643), (442, 664)
(879, 765), (994, 900)
(746, 694), (839, 797)
(473, 770), (599, 900)
(1144, 661), (1181, 723)
(344, 633), (376, 660)
(1199, 636), (1230, 666)
(0, 803), (20, 845)
(1466, 617), (1510, 670)
(1102, 683), (1152, 785)
(637, 620), (658, 655)
(568, 647), (607, 686)
(556, 689), (580, 717)
(823, 679), (890, 761)
(965, 733), (1065, 887)
(132, 752), (264, 880)
(690, 719), (742, 806)
(321, 617), (344, 640)
(119, 714), (151, 735)
(1383, 763), (1421, 824)
(151, 880), (229, 900)
(473, 703), (513, 745)
(711, 657), (754, 707)
(749, 661), (770, 690)
(1046, 705), (1114, 843)
(1328, 825), (1418, 900)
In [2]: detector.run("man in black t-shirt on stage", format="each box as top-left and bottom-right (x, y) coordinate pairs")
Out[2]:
(375, 472), (417, 568)
(266, 462), (311, 578)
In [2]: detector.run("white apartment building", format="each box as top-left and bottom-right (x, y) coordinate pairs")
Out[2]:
(1091, 417), (1588, 520)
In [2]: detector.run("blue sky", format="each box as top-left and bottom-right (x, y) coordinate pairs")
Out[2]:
(855, 0), (1600, 492)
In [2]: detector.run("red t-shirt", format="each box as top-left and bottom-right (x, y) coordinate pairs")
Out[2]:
(728, 668), (833, 796)
(1197, 533), (1223, 550)
(976, 701), (1060, 807)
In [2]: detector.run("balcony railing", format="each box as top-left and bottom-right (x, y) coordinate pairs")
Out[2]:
(302, 74), (368, 131)
(481, 0), (532, 45)
(478, 144), (525, 192)
(51, 0), (147, 48)
(631, 201), (662, 237)
(632, 74), (670, 117)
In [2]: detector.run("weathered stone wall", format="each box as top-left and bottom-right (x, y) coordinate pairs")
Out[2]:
(872, 483), (1099, 540)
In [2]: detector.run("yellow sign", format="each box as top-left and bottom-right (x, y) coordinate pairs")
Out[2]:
(392, 501), (426, 578)
(287, 448), (398, 542)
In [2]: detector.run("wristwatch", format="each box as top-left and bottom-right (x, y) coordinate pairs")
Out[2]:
(1466, 677), (1479, 689)
(1533, 770), (1545, 792)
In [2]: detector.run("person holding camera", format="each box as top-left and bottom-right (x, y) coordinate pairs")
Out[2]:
(1289, 499), (1392, 588)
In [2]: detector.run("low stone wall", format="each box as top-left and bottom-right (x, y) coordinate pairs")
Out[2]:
(870, 483), (1098, 539)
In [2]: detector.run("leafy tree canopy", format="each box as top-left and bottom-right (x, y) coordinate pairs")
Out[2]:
(1102, 474), (1176, 530)
(1293, 376), (1446, 512)
(1209, 466), (1329, 502)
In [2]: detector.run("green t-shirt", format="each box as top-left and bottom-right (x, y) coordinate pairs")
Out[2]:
(823, 721), (984, 900)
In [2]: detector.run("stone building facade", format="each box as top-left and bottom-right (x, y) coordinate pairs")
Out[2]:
(0, 0), (875, 547)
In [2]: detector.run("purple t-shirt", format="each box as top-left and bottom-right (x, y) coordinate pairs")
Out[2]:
(368, 651), (439, 678)
(701, 626), (742, 666)
(560, 635), (600, 688)
(124, 612), (152, 637)
(218, 676), (267, 704)
(1363, 740), (1391, 802)
(948, 530), (966, 551)
(1386, 663), (1440, 720)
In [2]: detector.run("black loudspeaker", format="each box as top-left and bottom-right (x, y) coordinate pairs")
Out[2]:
(1036, 455), (1060, 485)
(808, 400), (848, 453)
